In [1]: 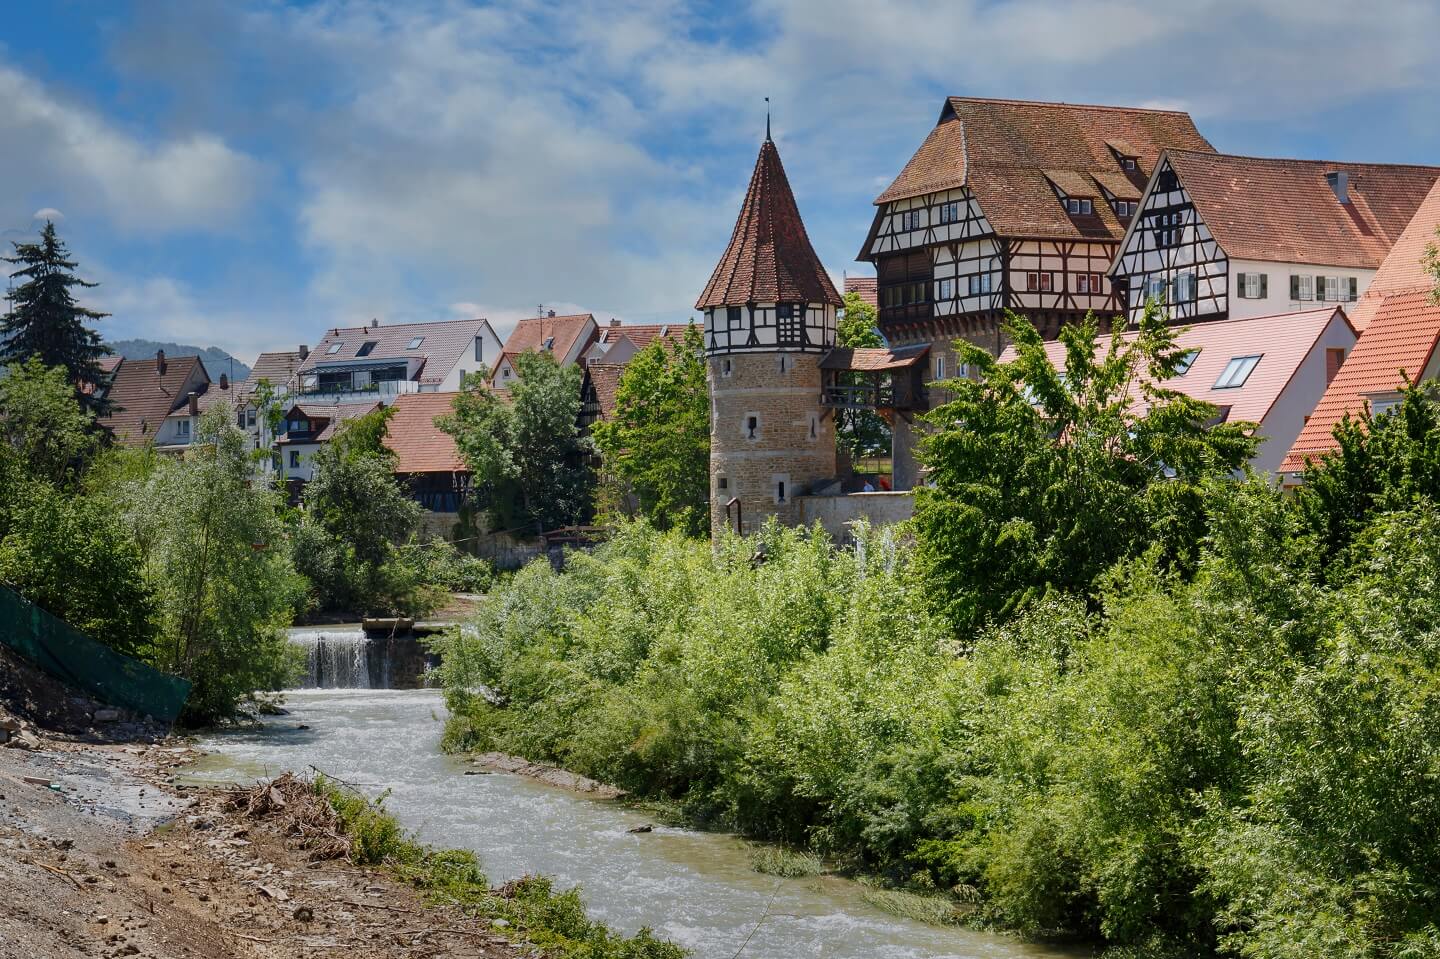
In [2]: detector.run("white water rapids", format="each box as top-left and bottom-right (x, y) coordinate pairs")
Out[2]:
(186, 689), (1082, 959)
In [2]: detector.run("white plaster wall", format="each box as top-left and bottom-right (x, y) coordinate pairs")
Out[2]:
(1256, 312), (1358, 477)
(1227, 258), (1374, 321)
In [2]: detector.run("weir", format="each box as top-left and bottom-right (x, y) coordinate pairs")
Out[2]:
(287, 627), (438, 689)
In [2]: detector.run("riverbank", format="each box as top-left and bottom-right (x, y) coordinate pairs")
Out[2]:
(0, 733), (529, 959)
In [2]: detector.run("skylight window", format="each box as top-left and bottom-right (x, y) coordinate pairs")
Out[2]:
(407, 336), (424, 350)
(1174, 349), (1200, 375)
(326, 342), (344, 355)
(542, 336), (556, 351)
(1214, 354), (1262, 389)
(356, 341), (378, 357)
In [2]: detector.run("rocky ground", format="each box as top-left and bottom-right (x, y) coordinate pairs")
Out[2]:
(0, 689), (524, 959)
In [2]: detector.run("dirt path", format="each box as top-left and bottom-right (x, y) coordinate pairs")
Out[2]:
(0, 738), (518, 959)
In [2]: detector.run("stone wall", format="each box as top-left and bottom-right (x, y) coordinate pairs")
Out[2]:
(414, 510), (544, 570)
(708, 350), (837, 537)
(798, 491), (914, 542)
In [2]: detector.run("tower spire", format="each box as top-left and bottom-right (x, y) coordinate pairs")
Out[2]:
(765, 97), (771, 142)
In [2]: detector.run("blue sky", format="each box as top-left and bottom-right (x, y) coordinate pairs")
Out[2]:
(2, 0), (1436, 362)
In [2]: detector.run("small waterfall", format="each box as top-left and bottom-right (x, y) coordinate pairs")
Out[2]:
(289, 628), (371, 689)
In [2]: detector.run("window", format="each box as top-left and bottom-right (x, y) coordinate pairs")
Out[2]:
(542, 336), (555, 351)
(177, 419), (191, 437)
(935, 355), (946, 380)
(939, 201), (962, 224)
(776, 303), (802, 345)
(1173, 272), (1196, 303)
(938, 278), (955, 300)
(968, 274), (993, 295)
(1175, 349), (1200, 375)
(289, 450), (301, 468)
(722, 358), (732, 377)
(1113, 200), (1135, 218)
(1066, 197), (1093, 215)
(1076, 273), (1090, 294)
(1290, 275), (1315, 301)
(718, 477), (728, 490)
(408, 335), (425, 350)
(1214, 354), (1262, 389)
(902, 209), (922, 231)
(1240, 272), (1267, 299)
(1028, 272), (1054, 292)
(1346, 277), (1358, 301)
(355, 340), (378, 357)
(1370, 396), (1400, 418)
(779, 355), (788, 373)
(746, 415), (758, 439)
(727, 306), (742, 329)
(777, 480), (787, 504)
(502, 367), (512, 379)
(1120, 156), (1138, 171)
(809, 415), (818, 440)
(1145, 275), (1167, 302)
(1321, 276), (1341, 302)
(326, 341), (344, 355)
(1326, 347), (1346, 383)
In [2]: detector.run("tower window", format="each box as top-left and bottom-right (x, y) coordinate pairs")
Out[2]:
(777, 481), (786, 503)
(718, 477), (728, 491)
(722, 358), (733, 377)
(727, 306), (742, 329)
(779, 356), (787, 373)
(746, 415), (758, 439)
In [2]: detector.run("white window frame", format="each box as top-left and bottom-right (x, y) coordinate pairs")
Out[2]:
(176, 419), (191, 437)
(938, 278), (955, 300)
(935, 355), (946, 380)
(1243, 273), (1261, 299)
(1214, 354), (1263, 389)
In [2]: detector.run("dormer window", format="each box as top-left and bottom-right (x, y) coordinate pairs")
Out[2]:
(407, 336), (424, 349)
(542, 336), (555, 351)
(1113, 200), (1136, 218)
(356, 340), (378, 357)
(1120, 157), (1137, 171)
(326, 342), (344, 355)
(1066, 197), (1093, 216)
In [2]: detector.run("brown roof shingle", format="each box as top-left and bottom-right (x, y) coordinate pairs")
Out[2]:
(244, 349), (307, 394)
(843, 276), (877, 309)
(819, 344), (929, 372)
(384, 392), (466, 474)
(697, 138), (841, 309)
(584, 364), (626, 422)
(500, 313), (598, 364)
(98, 355), (206, 445)
(300, 318), (492, 386)
(1166, 150), (1440, 271)
(872, 97), (1214, 245)
(1281, 180), (1440, 472)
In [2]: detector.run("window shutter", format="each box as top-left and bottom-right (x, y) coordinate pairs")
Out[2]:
(1315, 276), (1326, 301)
(1348, 277), (1358, 300)
(1236, 272), (1247, 296)
(1290, 275), (1299, 300)
(1259, 274), (1268, 298)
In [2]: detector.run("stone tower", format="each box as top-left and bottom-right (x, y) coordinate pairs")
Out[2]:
(697, 134), (842, 538)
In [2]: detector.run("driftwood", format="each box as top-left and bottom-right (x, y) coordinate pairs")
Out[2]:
(227, 772), (351, 861)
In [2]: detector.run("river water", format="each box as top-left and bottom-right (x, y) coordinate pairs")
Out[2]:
(186, 688), (1081, 959)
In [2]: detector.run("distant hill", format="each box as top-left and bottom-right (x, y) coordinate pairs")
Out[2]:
(108, 339), (251, 382)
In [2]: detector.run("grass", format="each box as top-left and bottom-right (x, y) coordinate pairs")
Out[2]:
(314, 776), (685, 959)
(747, 845), (825, 878)
(859, 887), (967, 927)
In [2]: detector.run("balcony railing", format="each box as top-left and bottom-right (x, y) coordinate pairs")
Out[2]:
(823, 383), (897, 409)
(296, 378), (422, 401)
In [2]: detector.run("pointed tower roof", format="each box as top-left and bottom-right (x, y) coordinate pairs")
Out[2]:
(696, 139), (842, 310)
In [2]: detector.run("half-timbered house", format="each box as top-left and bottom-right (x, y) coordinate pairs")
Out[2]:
(858, 96), (1215, 487)
(1110, 151), (1440, 328)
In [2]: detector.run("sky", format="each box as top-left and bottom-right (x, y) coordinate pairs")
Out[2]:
(2, 0), (1437, 363)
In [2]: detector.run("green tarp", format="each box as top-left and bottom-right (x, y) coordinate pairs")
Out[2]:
(0, 585), (190, 723)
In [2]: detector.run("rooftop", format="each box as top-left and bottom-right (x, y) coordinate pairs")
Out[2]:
(97, 354), (206, 445)
(300, 317), (493, 385)
(384, 391), (466, 474)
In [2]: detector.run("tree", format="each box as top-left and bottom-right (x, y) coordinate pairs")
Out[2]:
(1424, 225), (1440, 303)
(834, 290), (890, 465)
(0, 357), (100, 485)
(912, 304), (1258, 633)
(440, 351), (592, 532)
(591, 325), (709, 536)
(2, 222), (111, 409)
(295, 408), (424, 614)
(121, 404), (303, 723)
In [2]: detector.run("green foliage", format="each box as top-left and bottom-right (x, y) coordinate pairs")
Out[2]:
(295, 410), (426, 615)
(395, 538), (494, 593)
(118, 405), (304, 723)
(316, 776), (684, 958)
(748, 845), (824, 878)
(591, 324), (709, 536)
(0, 358), (100, 485)
(913, 305), (1257, 633)
(834, 290), (890, 462)
(441, 351), (593, 532)
(1, 222), (111, 410)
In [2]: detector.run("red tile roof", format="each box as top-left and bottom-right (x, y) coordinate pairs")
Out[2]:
(277, 401), (381, 444)
(591, 322), (688, 355)
(501, 313), (598, 361)
(1000, 307), (1353, 427)
(1281, 182), (1440, 472)
(583, 364), (626, 422)
(194, 376), (245, 415)
(843, 276), (877, 310)
(871, 97), (1213, 242)
(97, 355), (207, 445)
(1164, 150), (1440, 271)
(300, 318), (491, 385)
(697, 138), (841, 309)
(383, 391), (466, 474)
(820, 343), (930, 372)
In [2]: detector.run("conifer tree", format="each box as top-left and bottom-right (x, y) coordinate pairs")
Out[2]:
(2, 221), (111, 409)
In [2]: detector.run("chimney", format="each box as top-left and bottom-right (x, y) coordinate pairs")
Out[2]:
(155, 349), (167, 376)
(547, 309), (556, 317)
(219, 373), (229, 390)
(609, 318), (621, 327)
(371, 318), (379, 328)
(187, 391), (199, 415)
(1326, 170), (1350, 204)
(298, 344), (309, 360)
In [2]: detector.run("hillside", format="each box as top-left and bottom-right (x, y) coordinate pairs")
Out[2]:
(108, 339), (251, 381)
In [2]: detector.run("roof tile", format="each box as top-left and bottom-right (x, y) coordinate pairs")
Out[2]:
(383, 392), (466, 473)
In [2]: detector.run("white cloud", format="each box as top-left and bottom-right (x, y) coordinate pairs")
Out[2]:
(0, 65), (263, 232)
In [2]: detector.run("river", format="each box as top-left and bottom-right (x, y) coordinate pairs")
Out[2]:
(185, 685), (1081, 959)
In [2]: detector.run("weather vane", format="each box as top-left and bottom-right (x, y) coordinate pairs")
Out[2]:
(765, 97), (771, 141)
